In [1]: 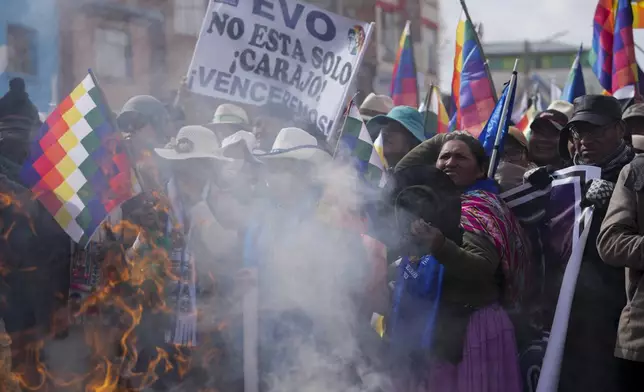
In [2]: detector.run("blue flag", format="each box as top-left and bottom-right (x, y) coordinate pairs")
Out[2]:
(478, 77), (517, 160)
(561, 45), (586, 103)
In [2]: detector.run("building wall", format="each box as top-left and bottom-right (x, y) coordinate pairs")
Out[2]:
(0, 0), (59, 112)
(373, 0), (439, 102)
(486, 49), (603, 97)
(58, 0), (166, 111)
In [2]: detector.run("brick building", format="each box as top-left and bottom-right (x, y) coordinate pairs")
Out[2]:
(0, 0), (60, 113)
(57, 0), (167, 110)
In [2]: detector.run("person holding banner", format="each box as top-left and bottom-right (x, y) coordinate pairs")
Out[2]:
(555, 95), (635, 391)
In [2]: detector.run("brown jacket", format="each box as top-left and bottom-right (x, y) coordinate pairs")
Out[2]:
(597, 160), (644, 361)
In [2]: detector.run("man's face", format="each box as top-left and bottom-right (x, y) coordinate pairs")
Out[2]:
(569, 120), (624, 165)
(382, 121), (415, 168)
(503, 137), (528, 167)
(626, 117), (644, 136)
(528, 121), (560, 165)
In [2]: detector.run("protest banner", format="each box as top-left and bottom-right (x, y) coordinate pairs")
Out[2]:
(186, 0), (374, 136)
(501, 165), (602, 392)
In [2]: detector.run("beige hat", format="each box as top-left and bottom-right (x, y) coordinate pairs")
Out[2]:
(154, 125), (232, 161)
(508, 126), (528, 148)
(632, 135), (644, 151)
(360, 93), (394, 121)
(254, 127), (331, 165)
(209, 103), (250, 127)
(547, 100), (574, 120)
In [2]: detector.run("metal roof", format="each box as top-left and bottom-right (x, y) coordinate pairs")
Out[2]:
(483, 41), (579, 56)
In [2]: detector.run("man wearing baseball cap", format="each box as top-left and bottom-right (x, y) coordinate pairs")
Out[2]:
(528, 100), (572, 168)
(556, 94), (635, 392)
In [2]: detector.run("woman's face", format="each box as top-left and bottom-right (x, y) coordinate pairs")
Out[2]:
(436, 140), (483, 188)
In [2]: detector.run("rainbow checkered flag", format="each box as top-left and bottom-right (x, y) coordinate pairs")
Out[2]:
(340, 101), (385, 188)
(20, 72), (134, 246)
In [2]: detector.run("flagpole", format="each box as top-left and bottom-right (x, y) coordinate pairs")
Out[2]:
(459, 0), (498, 102)
(332, 92), (360, 159)
(488, 59), (519, 178)
(327, 22), (375, 144)
(421, 85), (433, 134)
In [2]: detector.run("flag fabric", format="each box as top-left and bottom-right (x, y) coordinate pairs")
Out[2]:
(449, 11), (496, 136)
(478, 76), (518, 172)
(633, 0), (644, 28)
(550, 80), (563, 103)
(390, 21), (418, 107)
(516, 105), (538, 133)
(340, 101), (386, 187)
(561, 45), (587, 102)
(418, 85), (449, 136)
(374, 132), (387, 169)
(20, 73), (134, 246)
(511, 91), (528, 125)
(590, 0), (639, 98)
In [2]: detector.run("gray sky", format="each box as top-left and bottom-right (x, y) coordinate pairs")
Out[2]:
(438, 0), (644, 91)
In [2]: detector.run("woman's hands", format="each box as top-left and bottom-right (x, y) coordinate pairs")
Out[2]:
(410, 219), (445, 253)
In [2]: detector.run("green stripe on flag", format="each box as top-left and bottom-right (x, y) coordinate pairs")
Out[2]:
(344, 116), (363, 138)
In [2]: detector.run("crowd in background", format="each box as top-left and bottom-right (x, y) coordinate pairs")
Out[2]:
(1, 75), (644, 392)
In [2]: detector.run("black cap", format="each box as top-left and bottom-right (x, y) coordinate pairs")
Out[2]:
(567, 95), (622, 126)
(532, 109), (569, 131)
(559, 95), (624, 160)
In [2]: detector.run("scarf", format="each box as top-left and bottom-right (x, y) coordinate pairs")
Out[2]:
(573, 141), (634, 182)
(164, 179), (207, 347)
(460, 179), (530, 310)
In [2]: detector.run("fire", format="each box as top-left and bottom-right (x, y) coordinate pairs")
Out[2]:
(5, 212), (207, 392)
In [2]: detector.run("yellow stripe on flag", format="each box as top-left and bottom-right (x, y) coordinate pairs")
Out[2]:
(634, 1), (644, 28)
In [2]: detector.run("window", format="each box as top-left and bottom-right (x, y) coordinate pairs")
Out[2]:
(6, 25), (37, 75)
(174, 0), (206, 36)
(422, 26), (438, 75)
(95, 28), (131, 79)
(380, 11), (403, 62)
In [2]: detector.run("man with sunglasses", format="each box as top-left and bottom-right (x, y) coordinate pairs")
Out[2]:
(555, 95), (635, 391)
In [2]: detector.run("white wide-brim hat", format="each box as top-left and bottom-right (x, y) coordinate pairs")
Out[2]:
(209, 103), (250, 127)
(154, 125), (232, 161)
(221, 130), (263, 163)
(254, 127), (332, 165)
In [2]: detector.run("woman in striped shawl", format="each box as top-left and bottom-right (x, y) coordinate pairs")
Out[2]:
(397, 132), (530, 392)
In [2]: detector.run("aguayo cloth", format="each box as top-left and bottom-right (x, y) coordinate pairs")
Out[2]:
(165, 179), (199, 346)
(461, 181), (531, 310)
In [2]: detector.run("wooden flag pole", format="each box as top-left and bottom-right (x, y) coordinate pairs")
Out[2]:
(421, 85), (433, 135)
(332, 92), (360, 159)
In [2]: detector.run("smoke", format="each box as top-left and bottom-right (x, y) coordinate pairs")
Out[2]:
(180, 156), (394, 392)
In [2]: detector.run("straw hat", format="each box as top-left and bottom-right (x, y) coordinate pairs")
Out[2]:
(209, 103), (250, 128)
(254, 127), (332, 165)
(508, 126), (528, 148)
(360, 93), (394, 122)
(154, 125), (232, 161)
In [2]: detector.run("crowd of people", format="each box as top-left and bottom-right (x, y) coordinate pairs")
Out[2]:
(1, 75), (644, 392)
